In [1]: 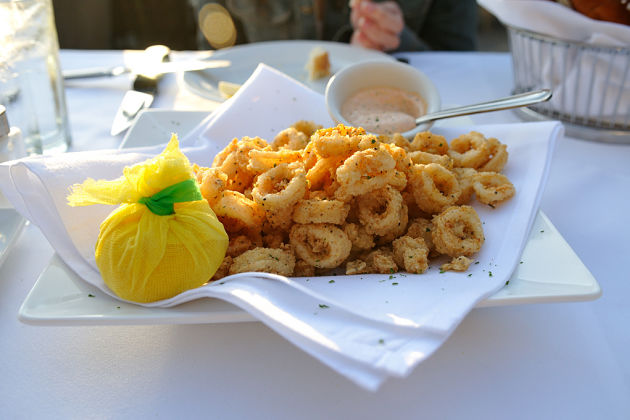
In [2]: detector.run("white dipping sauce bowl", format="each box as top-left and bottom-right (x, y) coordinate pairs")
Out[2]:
(325, 60), (441, 139)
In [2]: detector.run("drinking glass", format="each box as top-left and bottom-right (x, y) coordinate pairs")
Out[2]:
(0, 0), (71, 155)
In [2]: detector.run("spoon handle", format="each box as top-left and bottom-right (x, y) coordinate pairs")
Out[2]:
(415, 89), (552, 125)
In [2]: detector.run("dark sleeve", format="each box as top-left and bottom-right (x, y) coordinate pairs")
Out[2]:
(395, 0), (478, 52)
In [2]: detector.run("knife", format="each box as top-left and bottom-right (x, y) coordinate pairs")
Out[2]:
(110, 45), (170, 136)
(63, 59), (231, 80)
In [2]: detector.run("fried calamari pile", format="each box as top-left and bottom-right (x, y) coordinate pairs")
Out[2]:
(194, 122), (515, 279)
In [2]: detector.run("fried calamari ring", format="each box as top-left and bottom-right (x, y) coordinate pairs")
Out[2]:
(292, 199), (350, 225)
(192, 163), (208, 182)
(301, 141), (319, 172)
(261, 228), (286, 249)
(374, 203), (409, 245)
(409, 163), (461, 214)
(440, 256), (473, 272)
(213, 190), (265, 232)
(447, 131), (491, 169)
(401, 188), (424, 219)
(357, 134), (383, 151)
(380, 133), (412, 151)
(306, 155), (347, 191)
(214, 136), (267, 192)
(345, 259), (370, 275)
(198, 167), (228, 207)
(452, 167), (477, 205)
(334, 146), (399, 201)
(392, 235), (429, 274)
(311, 124), (366, 157)
(361, 248), (398, 274)
(240, 227), (263, 248)
(406, 217), (437, 256)
(346, 249), (398, 275)
(343, 223), (375, 253)
(473, 171), (515, 206)
(408, 151), (453, 169)
(271, 127), (309, 151)
(228, 247), (295, 276)
(226, 234), (257, 257)
(292, 120), (322, 137)
(248, 148), (302, 173)
(432, 205), (484, 257)
(478, 137), (508, 173)
(357, 185), (404, 236)
(252, 163), (307, 229)
(211, 138), (238, 168)
(409, 131), (449, 155)
(380, 143), (414, 174)
(388, 169), (408, 191)
(289, 223), (351, 268)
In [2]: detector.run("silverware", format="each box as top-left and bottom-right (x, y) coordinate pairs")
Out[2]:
(62, 59), (231, 80)
(110, 45), (170, 136)
(415, 89), (552, 126)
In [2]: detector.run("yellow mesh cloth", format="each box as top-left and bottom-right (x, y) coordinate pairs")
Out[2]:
(68, 135), (228, 303)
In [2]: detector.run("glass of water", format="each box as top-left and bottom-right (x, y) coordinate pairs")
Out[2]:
(0, 0), (71, 155)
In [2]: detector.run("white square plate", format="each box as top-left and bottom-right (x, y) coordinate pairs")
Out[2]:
(0, 209), (26, 268)
(18, 110), (601, 325)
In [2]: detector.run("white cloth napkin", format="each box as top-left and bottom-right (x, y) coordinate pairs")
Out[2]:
(0, 64), (561, 390)
(478, 0), (630, 124)
(477, 0), (630, 45)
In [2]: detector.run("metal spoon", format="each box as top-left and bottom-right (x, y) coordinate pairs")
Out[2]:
(415, 89), (552, 126)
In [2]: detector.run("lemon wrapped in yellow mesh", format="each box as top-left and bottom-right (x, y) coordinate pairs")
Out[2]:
(67, 135), (228, 303)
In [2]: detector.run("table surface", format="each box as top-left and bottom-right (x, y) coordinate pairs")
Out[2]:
(1, 49), (629, 420)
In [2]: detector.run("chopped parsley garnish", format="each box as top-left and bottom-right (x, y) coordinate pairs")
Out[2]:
(88, 294), (95, 298)
(318, 304), (329, 309)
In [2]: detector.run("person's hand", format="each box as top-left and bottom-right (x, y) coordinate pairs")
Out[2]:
(349, 0), (404, 51)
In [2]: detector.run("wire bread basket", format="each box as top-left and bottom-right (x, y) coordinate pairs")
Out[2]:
(508, 26), (630, 143)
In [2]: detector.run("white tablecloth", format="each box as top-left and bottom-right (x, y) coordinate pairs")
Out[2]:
(1, 50), (628, 419)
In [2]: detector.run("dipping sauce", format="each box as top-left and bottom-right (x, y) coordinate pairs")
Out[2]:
(341, 87), (426, 135)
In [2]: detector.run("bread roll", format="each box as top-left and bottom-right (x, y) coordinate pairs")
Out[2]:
(570, 0), (630, 25)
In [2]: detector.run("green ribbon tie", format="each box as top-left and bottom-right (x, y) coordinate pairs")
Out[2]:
(138, 179), (203, 216)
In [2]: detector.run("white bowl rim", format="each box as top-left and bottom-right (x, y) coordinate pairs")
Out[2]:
(325, 59), (441, 139)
